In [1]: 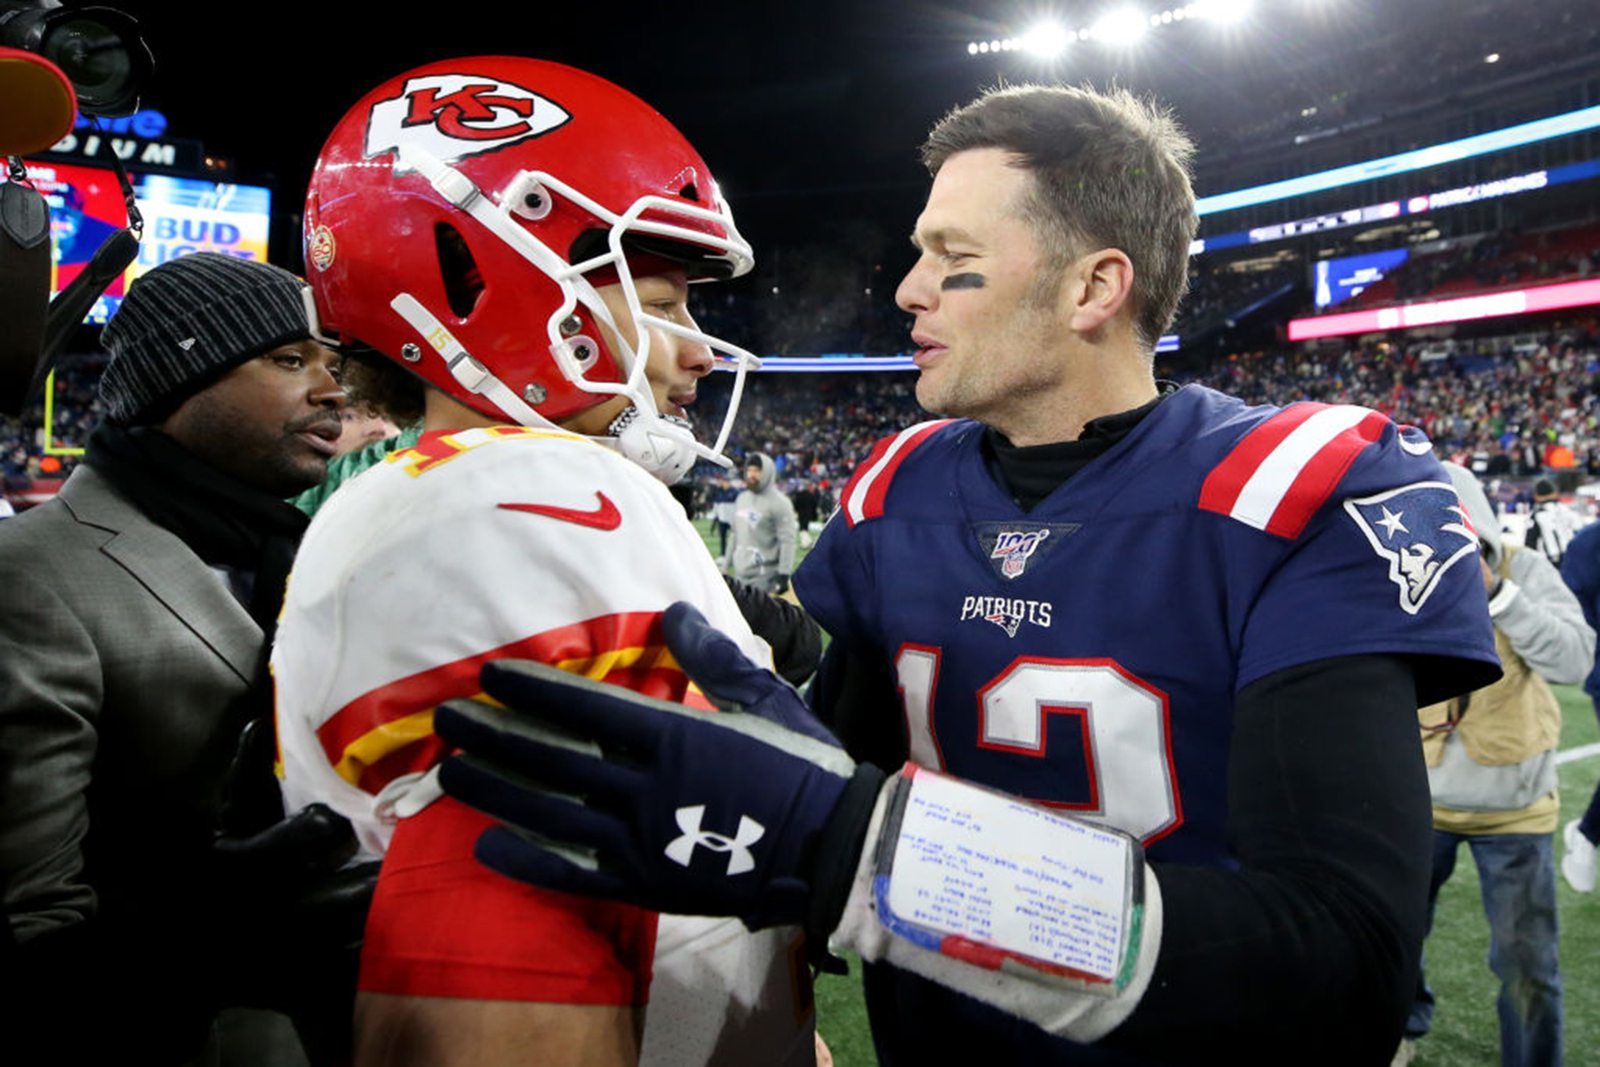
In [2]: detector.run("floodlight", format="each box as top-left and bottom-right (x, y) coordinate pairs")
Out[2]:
(1485, 52), (1500, 63)
(1191, 0), (1251, 21)
(1092, 8), (1148, 46)
(1019, 19), (1070, 58)
(967, 42), (979, 54)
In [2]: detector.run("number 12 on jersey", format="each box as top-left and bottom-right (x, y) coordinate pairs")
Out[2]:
(895, 645), (1183, 843)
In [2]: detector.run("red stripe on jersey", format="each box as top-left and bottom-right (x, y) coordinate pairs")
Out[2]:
(843, 420), (952, 527)
(316, 611), (684, 794)
(839, 435), (898, 527)
(1262, 409), (1389, 538)
(349, 666), (709, 796)
(358, 731), (450, 797)
(1197, 402), (1326, 517)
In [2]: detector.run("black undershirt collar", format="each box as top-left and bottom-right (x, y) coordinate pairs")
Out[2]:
(982, 382), (1176, 512)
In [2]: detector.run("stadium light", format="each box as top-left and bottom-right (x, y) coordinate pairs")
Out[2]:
(1019, 20), (1071, 58)
(1093, 8), (1149, 46)
(1192, 0), (1252, 22)
(1485, 52), (1500, 63)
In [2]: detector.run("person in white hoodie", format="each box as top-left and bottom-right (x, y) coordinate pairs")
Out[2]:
(1402, 462), (1594, 1067)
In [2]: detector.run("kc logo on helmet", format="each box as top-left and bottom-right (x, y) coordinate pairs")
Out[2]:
(366, 74), (572, 163)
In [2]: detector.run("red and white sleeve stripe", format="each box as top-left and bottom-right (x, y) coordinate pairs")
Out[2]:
(841, 420), (953, 527)
(1199, 403), (1390, 539)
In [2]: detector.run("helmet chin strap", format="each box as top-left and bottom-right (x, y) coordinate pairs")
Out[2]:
(608, 405), (716, 486)
(390, 294), (547, 426)
(391, 291), (724, 486)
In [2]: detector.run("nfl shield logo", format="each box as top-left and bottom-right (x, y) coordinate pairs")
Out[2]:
(991, 528), (1050, 580)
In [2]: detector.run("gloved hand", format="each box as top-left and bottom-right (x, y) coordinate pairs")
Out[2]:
(435, 606), (884, 956)
(206, 718), (378, 1050)
(211, 718), (377, 933)
(771, 573), (791, 596)
(662, 601), (837, 745)
(13, 717), (379, 1062)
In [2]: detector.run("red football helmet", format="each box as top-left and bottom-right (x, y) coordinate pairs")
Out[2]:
(304, 56), (758, 482)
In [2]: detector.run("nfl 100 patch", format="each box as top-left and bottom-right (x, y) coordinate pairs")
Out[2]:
(973, 521), (1079, 581)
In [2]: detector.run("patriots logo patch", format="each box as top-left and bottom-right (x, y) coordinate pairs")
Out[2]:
(366, 74), (571, 163)
(959, 595), (1053, 637)
(974, 521), (1078, 582)
(1345, 481), (1478, 614)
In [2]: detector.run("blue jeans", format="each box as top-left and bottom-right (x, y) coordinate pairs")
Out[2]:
(1583, 699), (1600, 843)
(1406, 830), (1563, 1067)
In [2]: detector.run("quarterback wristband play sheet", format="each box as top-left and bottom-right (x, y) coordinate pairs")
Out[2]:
(872, 764), (1144, 992)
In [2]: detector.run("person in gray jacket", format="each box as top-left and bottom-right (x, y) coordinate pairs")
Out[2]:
(727, 451), (799, 595)
(1402, 462), (1593, 1067)
(0, 253), (370, 1064)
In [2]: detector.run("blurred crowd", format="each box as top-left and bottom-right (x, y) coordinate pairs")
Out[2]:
(1345, 224), (1600, 310)
(1200, 321), (1600, 480)
(8, 245), (1600, 518)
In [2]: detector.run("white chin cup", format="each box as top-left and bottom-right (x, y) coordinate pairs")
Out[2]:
(614, 412), (699, 485)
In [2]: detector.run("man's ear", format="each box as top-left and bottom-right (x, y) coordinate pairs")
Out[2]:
(1065, 248), (1136, 335)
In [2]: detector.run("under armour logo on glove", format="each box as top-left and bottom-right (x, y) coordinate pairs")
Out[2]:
(665, 805), (765, 875)
(434, 601), (887, 955)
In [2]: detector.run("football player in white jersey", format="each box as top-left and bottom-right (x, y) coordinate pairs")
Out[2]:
(272, 57), (814, 1066)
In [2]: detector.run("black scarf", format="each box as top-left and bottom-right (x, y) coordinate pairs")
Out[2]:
(85, 423), (309, 638)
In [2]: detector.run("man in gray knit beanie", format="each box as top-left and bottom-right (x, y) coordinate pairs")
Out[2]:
(0, 250), (363, 1064)
(100, 251), (326, 425)
(97, 251), (348, 495)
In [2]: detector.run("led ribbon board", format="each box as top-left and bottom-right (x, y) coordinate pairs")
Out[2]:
(1197, 105), (1600, 217)
(1287, 278), (1600, 342)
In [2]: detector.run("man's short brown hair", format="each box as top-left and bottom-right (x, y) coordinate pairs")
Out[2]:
(920, 84), (1198, 354)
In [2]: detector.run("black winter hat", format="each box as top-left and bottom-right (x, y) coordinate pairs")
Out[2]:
(98, 252), (316, 424)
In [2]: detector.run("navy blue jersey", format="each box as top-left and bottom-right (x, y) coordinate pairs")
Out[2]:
(796, 384), (1499, 871)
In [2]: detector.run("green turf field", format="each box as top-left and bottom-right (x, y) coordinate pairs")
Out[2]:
(692, 519), (1600, 1064)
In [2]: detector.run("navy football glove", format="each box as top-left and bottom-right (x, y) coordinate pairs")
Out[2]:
(434, 612), (883, 957)
(659, 601), (838, 746)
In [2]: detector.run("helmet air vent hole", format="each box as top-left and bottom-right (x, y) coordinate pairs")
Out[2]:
(434, 224), (485, 319)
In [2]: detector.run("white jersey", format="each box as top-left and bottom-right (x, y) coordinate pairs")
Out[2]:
(274, 424), (813, 1067)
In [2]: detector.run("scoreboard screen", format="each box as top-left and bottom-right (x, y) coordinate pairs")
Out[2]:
(23, 160), (273, 325)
